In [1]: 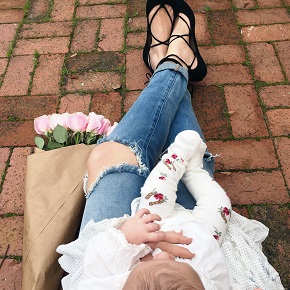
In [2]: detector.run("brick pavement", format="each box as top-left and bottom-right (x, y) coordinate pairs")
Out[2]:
(0, 0), (289, 288)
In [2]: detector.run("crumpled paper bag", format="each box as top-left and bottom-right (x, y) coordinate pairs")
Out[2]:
(22, 144), (95, 290)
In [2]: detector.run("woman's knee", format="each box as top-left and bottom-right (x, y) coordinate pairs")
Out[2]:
(87, 141), (138, 169)
(86, 141), (138, 189)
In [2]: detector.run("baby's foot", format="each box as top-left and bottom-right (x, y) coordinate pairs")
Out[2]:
(168, 130), (204, 162)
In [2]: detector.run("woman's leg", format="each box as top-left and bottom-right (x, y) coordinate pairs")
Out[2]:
(160, 89), (215, 209)
(80, 63), (189, 229)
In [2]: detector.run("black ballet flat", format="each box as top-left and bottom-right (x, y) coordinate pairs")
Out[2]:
(168, 0), (207, 82)
(143, 0), (178, 73)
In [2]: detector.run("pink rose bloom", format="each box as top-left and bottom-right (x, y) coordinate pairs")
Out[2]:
(106, 122), (118, 136)
(86, 112), (104, 133)
(213, 235), (220, 240)
(154, 193), (164, 200)
(49, 113), (70, 130)
(223, 207), (230, 216)
(34, 115), (50, 134)
(67, 112), (87, 132)
(98, 118), (111, 135)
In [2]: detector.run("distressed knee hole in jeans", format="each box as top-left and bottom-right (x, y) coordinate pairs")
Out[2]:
(84, 136), (150, 198)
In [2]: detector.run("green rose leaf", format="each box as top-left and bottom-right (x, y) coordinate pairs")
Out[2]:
(35, 136), (45, 149)
(53, 124), (68, 144)
(47, 141), (64, 150)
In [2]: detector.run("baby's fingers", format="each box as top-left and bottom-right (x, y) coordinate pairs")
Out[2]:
(146, 231), (166, 243)
(142, 213), (162, 224)
(136, 208), (150, 217)
(146, 221), (161, 232)
(162, 231), (193, 245)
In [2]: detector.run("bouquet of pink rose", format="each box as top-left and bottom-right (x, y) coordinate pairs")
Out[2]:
(34, 112), (117, 150)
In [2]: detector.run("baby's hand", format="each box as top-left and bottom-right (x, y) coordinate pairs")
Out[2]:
(119, 208), (165, 245)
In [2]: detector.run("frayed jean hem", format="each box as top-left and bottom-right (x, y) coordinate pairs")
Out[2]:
(84, 135), (150, 198)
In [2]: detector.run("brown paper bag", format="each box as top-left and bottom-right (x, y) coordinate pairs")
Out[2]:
(22, 144), (95, 290)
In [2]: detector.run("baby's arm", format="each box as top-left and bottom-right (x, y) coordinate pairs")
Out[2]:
(139, 131), (201, 218)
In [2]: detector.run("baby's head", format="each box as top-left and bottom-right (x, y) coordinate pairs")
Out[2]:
(122, 258), (205, 290)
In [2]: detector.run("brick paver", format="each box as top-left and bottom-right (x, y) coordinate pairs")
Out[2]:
(59, 94), (91, 114)
(0, 0), (289, 289)
(224, 85), (268, 137)
(247, 43), (284, 83)
(0, 24), (18, 57)
(0, 55), (34, 96)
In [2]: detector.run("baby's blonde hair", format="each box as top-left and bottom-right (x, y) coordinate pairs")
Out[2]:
(123, 260), (205, 290)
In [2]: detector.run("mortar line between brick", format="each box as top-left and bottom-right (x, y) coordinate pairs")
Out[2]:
(0, 148), (13, 195)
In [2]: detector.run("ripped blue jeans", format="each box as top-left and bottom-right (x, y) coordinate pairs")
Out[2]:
(80, 62), (214, 230)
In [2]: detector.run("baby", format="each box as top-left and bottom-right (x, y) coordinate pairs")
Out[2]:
(77, 130), (232, 289)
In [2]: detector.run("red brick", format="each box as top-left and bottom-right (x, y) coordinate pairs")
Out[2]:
(232, 0), (256, 9)
(98, 18), (124, 51)
(232, 206), (249, 218)
(0, 55), (34, 96)
(207, 139), (278, 170)
(59, 93), (91, 114)
(257, 0), (282, 7)
(275, 41), (290, 81)
(0, 96), (58, 120)
(0, 121), (35, 146)
(199, 45), (245, 65)
(0, 57), (8, 75)
(127, 16), (146, 31)
(0, 148), (31, 214)
(267, 109), (290, 136)
(127, 32), (146, 48)
(224, 85), (268, 138)
(208, 10), (241, 45)
(65, 71), (122, 92)
(236, 8), (289, 25)
(76, 4), (126, 19)
(51, 0), (75, 21)
(127, 0), (145, 18)
(0, 0), (26, 9)
(201, 64), (252, 85)
(195, 13), (211, 45)
(275, 137), (290, 186)
(247, 43), (284, 83)
(260, 85), (290, 108)
(20, 22), (72, 38)
(124, 90), (140, 113)
(71, 20), (100, 53)
(193, 86), (231, 140)
(0, 148), (10, 175)
(215, 171), (289, 205)
(284, 0), (290, 4)
(91, 92), (122, 122)
(0, 24), (17, 57)
(27, 0), (49, 20)
(241, 24), (290, 42)
(187, 0), (231, 10)
(0, 216), (23, 255)
(13, 37), (70, 55)
(31, 54), (64, 95)
(79, 0), (121, 3)
(0, 9), (24, 23)
(0, 259), (22, 290)
(126, 49), (149, 90)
